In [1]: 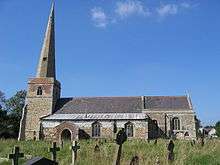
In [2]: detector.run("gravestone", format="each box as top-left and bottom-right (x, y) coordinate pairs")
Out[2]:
(25, 157), (58, 165)
(49, 142), (60, 163)
(8, 146), (24, 165)
(94, 144), (101, 160)
(201, 137), (205, 147)
(116, 128), (127, 145)
(167, 140), (174, 162)
(129, 156), (139, 165)
(154, 139), (157, 145)
(94, 144), (100, 153)
(190, 139), (196, 147)
(71, 141), (80, 165)
(115, 128), (127, 165)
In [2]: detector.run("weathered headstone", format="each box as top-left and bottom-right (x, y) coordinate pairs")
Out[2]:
(201, 130), (205, 147)
(49, 142), (60, 163)
(154, 139), (158, 145)
(93, 144), (101, 160)
(201, 137), (204, 147)
(190, 139), (196, 147)
(8, 146), (24, 165)
(94, 144), (100, 153)
(116, 128), (127, 145)
(167, 140), (174, 162)
(115, 128), (127, 165)
(129, 156), (139, 165)
(71, 141), (80, 165)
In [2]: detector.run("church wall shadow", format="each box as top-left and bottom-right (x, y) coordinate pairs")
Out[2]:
(78, 129), (90, 140)
(148, 118), (168, 139)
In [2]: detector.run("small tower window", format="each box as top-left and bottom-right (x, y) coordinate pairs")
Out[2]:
(37, 86), (43, 95)
(43, 57), (47, 61)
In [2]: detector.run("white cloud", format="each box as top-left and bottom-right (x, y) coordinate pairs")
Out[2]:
(180, 2), (191, 9)
(115, 0), (150, 18)
(156, 4), (178, 17)
(91, 7), (108, 28)
(90, 1), (195, 28)
(156, 2), (193, 18)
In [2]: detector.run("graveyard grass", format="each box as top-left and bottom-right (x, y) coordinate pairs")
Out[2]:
(0, 139), (220, 165)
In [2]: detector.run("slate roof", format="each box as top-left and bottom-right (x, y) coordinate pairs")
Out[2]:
(54, 96), (192, 114)
(55, 97), (142, 114)
(144, 96), (192, 110)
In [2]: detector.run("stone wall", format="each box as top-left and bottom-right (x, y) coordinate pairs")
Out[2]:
(143, 109), (196, 139)
(22, 77), (60, 140)
(42, 120), (148, 140)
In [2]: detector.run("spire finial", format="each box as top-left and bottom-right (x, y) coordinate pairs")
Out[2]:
(36, 2), (56, 78)
(51, 1), (55, 15)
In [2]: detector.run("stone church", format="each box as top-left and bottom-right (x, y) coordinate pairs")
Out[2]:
(19, 4), (197, 142)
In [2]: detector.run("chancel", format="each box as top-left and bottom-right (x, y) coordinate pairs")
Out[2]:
(18, 3), (197, 142)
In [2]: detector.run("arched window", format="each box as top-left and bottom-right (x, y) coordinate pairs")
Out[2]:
(92, 121), (101, 137)
(37, 86), (43, 95)
(125, 122), (134, 137)
(172, 117), (180, 130)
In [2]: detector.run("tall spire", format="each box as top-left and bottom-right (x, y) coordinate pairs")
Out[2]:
(36, 2), (56, 78)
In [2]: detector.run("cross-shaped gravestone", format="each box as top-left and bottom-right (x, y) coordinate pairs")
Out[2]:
(8, 146), (24, 165)
(71, 141), (80, 165)
(49, 142), (60, 163)
(115, 128), (127, 165)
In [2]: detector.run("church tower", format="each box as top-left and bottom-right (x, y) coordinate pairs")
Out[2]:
(19, 3), (61, 140)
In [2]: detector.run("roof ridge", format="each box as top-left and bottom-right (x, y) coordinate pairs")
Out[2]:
(60, 96), (142, 99)
(59, 95), (188, 99)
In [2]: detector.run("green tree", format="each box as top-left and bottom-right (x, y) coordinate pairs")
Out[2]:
(215, 121), (220, 137)
(0, 90), (6, 110)
(5, 90), (26, 137)
(5, 90), (26, 115)
(0, 90), (10, 138)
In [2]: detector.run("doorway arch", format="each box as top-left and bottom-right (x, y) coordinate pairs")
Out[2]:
(61, 129), (72, 141)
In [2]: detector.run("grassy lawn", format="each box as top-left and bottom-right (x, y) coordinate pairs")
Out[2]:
(0, 139), (220, 165)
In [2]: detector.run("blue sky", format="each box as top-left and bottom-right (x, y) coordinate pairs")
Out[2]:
(0, 0), (219, 125)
